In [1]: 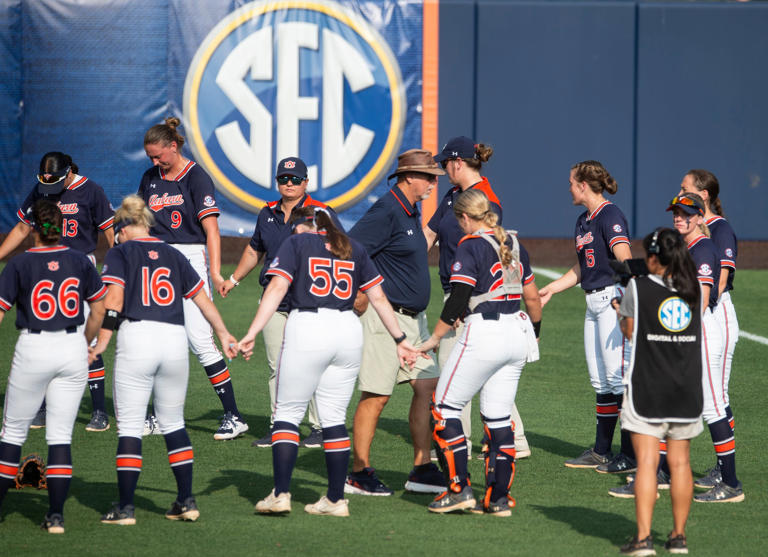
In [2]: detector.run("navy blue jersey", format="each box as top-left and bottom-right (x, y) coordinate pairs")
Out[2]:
(574, 201), (630, 291)
(349, 186), (431, 312)
(137, 162), (219, 244)
(101, 237), (205, 325)
(450, 232), (535, 315)
(687, 235), (720, 310)
(18, 176), (114, 254)
(427, 177), (503, 293)
(705, 216), (737, 293)
(0, 246), (106, 331)
(266, 232), (382, 311)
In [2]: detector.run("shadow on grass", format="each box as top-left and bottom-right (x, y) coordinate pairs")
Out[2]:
(69, 477), (174, 518)
(530, 504), (642, 545)
(526, 431), (590, 460)
(198, 467), (330, 506)
(1, 488), (48, 526)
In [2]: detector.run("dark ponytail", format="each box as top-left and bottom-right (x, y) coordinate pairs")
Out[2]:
(643, 228), (699, 308)
(39, 152), (78, 176)
(686, 169), (724, 217)
(31, 199), (63, 245)
(290, 206), (351, 260)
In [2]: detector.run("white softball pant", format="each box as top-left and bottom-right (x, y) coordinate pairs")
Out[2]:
(113, 321), (189, 437)
(701, 307), (726, 424)
(715, 292), (739, 406)
(1, 329), (87, 445)
(434, 312), (529, 423)
(584, 285), (629, 395)
(273, 309), (362, 428)
(170, 243), (222, 367)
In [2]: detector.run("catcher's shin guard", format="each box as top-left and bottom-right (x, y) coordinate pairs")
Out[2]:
(482, 416), (516, 509)
(431, 403), (468, 493)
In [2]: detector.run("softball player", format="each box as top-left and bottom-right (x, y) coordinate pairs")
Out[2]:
(91, 195), (238, 525)
(238, 207), (419, 517)
(0, 200), (106, 534)
(539, 161), (635, 471)
(0, 152), (114, 432)
(139, 118), (247, 440)
(678, 170), (739, 490)
(419, 189), (541, 515)
(424, 136), (531, 459)
(220, 157), (343, 448)
(667, 194), (743, 503)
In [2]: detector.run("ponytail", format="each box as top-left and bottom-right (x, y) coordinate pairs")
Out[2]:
(644, 228), (699, 308)
(31, 199), (63, 245)
(290, 206), (351, 260)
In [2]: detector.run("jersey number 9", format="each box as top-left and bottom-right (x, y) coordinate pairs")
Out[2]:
(308, 257), (355, 300)
(31, 278), (81, 320)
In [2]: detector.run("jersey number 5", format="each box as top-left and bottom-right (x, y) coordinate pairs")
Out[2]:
(31, 278), (81, 320)
(585, 248), (596, 268)
(141, 267), (175, 306)
(308, 258), (355, 300)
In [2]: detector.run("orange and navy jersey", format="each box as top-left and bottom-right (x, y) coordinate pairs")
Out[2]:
(19, 175), (114, 255)
(266, 232), (381, 312)
(450, 231), (534, 315)
(574, 201), (630, 291)
(705, 216), (737, 293)
(0, 246), (105, 331)
(138, 161), (219, 244)
(101, 237), (204, 325)
(687, 235), (720, 310)
(427, 177), (503, 293)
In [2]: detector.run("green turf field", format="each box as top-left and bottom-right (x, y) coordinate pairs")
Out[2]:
(1, 267), (765, 556)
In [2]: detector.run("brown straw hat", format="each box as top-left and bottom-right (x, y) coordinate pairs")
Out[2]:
(388, 149), (446, 180)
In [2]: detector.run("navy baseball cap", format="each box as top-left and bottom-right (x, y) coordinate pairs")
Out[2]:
(433, 136), (478, 163)
(667, 195), (704, 216)
(36, 166), (70, 195)
(275, 157), (308, 179)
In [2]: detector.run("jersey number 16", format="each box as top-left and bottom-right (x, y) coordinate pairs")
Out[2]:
(141, 267), (175, 307)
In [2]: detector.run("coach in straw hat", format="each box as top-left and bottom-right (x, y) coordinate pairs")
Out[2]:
(345, 149), (447, 496)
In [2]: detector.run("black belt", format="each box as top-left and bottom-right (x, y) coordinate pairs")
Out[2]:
(25, 325), (78, 334)
(296, 308), (317, 313)
(584, 286), (609, 294)
(480, 312), (500, 321)
(391, 304), (419, 318)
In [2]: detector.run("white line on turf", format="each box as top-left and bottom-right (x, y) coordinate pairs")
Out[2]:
(533, 267), (768, 345)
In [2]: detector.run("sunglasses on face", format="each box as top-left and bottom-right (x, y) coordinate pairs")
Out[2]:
(439, 159), (456, 170)
(277, 175), (305, 186)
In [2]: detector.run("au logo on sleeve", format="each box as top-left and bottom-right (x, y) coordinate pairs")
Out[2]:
(183, 0), (405, 212)
(658, 296), (692, 332)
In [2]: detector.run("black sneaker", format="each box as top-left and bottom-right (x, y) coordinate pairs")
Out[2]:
(608, 479), (660, 500)
(344, 467), (393, 496)
(30, 408), (46, 429)
(404, 463), (447, 494)
(656, 469), (671, 490)
(596, 453), (637, 474)
(564, 448), (613, 469)
(470, 495), (515, 516)
(252, 432), (272, 448)
(213, 412), (249, 440)
(101, 503), (136, 525)
(664, 533), (688, 555)
(693, 481), (744, 503)
(165, 496), (200, 521)
(619, 534), (655, 556)
(299, 428), (323, 448)
(41, 512), (64, 534)
(85, 410), (110, 432)
(427, 485), (476, 513)
(693, 466), (721, 489)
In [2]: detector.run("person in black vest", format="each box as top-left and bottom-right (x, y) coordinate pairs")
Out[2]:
(616, 228), (703, 557)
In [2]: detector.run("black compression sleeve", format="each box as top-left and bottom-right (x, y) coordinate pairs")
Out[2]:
(440, 283), (474, 325)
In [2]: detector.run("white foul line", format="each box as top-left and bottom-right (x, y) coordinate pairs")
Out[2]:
(532, 267), (768, 346)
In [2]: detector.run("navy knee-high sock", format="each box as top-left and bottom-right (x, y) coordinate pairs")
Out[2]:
(272, 422), (299, 495)
(204, 359), (240, 416)
(594, 393), (619, 455)
(434, 417), (468, 490)
(708, 417), (738, 488)
(164, 429), (194, 502)
(0, 442), (22, 509)
(486, 421), (516, 502)
(88, 355), (106, 413)
(322, 425), (350, 502)
(116, 436), (142, 507)
(46, 444), (72, 515)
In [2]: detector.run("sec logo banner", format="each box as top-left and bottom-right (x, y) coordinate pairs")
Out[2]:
(658, 296), (692, 333)
(183, 0), (405, 212)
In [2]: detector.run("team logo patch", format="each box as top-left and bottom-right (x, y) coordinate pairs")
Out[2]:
(183, 0), (405, 212)
(452, 261), (462, 272)
(613, 224), (623, 233)
(699, 263), (712, 276)
(725, 248), (733, 258)
(269, 257), (279, 268)
(48, 261), (59, 271)
(658, 296), (692, 332)
(148, 250), (159, 260)
(283, 161), (296, 169)
(203, 195), (215, 207)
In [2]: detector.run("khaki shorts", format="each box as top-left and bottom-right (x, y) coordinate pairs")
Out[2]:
(357, 306), (439, 395)
(621, 392), (704, 441)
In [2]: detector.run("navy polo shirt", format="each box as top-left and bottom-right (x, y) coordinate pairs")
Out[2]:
(349, 186), (431, 312)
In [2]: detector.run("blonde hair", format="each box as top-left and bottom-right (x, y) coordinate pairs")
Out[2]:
(114, 194), (155, 230)
(572, 160), (618, 195)
(144, 117), (185, 148)
(453, 189), (511, 266)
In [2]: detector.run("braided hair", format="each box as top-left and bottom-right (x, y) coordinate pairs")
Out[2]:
(31, 199), (63, 245)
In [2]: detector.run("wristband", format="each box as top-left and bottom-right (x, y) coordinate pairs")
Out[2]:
(393, 332), (407, 344)
(532, 320), (541, 339)
(101, 309), (119, 331)
(229, 274), (240, 287)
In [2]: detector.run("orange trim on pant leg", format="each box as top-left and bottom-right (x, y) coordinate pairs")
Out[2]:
(88, 369), (105, 379)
